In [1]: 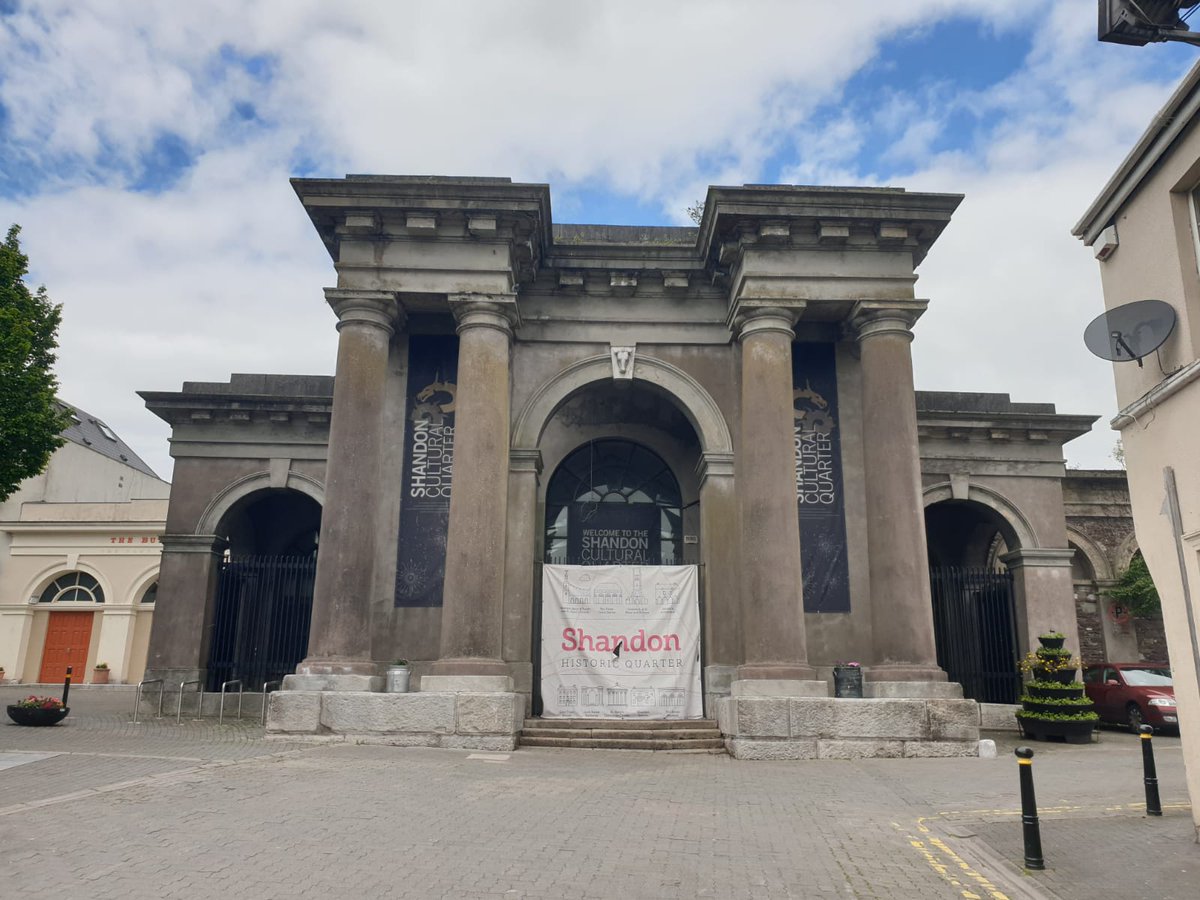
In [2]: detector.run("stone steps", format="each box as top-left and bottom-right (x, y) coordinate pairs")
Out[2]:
(519, 718), (725, 752)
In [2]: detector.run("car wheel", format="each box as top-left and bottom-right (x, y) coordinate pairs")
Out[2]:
(1127, 703), (1144, 733)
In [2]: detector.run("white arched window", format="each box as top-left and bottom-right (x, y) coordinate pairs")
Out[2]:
(38, 572), (105, 604)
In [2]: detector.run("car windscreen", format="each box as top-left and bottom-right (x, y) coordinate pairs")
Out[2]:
(1121, 668), (1172, 687)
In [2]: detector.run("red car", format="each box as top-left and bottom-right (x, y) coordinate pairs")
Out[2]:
(1082, 663), (1178, 733)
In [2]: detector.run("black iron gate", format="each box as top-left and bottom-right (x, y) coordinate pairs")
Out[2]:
(207, 555), (315, 691)
(929, 566), (1021, 704)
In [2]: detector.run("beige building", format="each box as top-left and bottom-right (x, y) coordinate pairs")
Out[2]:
(1074, 60), (1200, 840)
(0, 404), (169, 685)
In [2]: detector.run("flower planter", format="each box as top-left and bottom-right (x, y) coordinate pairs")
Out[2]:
(1020, 699), (1094, 716)
(92, 668), (110, 685)
(833, 666), (863, 698)
(1018, 716), (1096, 744)
(1027, 684), (1085, 700)
(386, 666), (411, 693)
(1033, 667), (1078, 684)
(6, 705), (69, 727)
(1038, 636), (1066, 650)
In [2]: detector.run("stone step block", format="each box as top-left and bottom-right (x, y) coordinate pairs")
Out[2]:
(521, 727), (721, 741)
(524, 718), (718, 731)
(520, 736), (727, 751)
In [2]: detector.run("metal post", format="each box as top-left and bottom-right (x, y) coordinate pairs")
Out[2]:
(133, 678), (164, 724)
(1015, 746), (1045, 870)
(1140, 725), (1163, 816)
(219, 679), (243, 725)
(176, 680), (204, 725)
(62, 665), (72, 708)
(261, 680), (282, 726)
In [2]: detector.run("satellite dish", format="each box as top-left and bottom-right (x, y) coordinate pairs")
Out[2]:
(1084, 299), (1176, 368)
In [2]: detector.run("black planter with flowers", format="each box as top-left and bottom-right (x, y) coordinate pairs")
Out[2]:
(833, 662), (863, 698)
(6, 696), (69, 727)
(1016, 633), (1096, 744)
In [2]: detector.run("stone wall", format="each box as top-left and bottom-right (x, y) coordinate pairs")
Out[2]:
(1135, 615), (1170, 663)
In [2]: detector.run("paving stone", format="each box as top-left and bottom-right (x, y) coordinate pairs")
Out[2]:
(902, 740), (979, 758)
(817, 739), (905, 759)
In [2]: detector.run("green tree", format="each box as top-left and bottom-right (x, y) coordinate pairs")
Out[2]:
(1108, 552), (1161, 618)
(0, 224), (69, 501)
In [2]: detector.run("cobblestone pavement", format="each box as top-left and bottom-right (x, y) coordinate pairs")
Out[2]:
(0, 690), (1196, 899)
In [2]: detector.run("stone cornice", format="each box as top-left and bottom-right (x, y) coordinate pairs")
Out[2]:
(160, 533), (227, 554)
(999, 548), (1076, 569)
(449, 293), (521, 334)
(324, 289), (402, 335)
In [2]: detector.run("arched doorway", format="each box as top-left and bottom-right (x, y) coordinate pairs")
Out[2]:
(924, 497), (1023, 703)
(206, 489), (321, 690)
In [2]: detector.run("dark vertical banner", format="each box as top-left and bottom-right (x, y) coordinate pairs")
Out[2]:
(792, 342), (851, 613)
(395, 335), (459, 607)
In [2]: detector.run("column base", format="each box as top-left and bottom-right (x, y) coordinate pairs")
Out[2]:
(864, 664), (947, 683)
(288, 658), (384, 692)
(730, 679), (829, 698)
(421, 675), (513, 692)
(427, 657), (509, 678)
(737, 663), (817, 681)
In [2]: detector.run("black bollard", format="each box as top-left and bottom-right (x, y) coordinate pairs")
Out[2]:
(62, 665), (72, 708)
(1015, 746), (1045, 870)
(1140, 725), (1162, 816)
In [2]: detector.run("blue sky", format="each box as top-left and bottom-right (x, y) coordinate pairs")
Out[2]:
(1, 0), (1197, 477)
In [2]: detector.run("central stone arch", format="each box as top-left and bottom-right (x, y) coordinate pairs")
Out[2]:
(511, 354), (733, 455)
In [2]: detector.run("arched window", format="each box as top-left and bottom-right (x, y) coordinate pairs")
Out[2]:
(140, 581), (158, 604)
(545, 439), (684, 564)
(39, 572), (105, 604)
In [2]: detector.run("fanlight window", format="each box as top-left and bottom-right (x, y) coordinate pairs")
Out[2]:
(140, 581), (158, 604)
(545, 439), (684, 564)
(39, 572), (105, 604)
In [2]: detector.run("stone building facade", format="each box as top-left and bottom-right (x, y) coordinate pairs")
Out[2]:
(141, 177), (1102, 756)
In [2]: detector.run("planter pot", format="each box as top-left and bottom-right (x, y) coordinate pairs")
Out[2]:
(386, 666), (411, 693)
(1027, 684), (1085, 700)
(92, 668), (110, 685)
(833, 666), (863, 698)
(1033, 667), (1078, 684)
(1037, 636), (1066, 651)
(1018, 716), (1096, 744)
(1021, 699), (1094, 716)
(6, 705), (69, 726)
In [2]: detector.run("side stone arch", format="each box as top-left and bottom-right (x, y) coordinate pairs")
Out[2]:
(195, 470), (325, 536)
(1065, 525), (1114, 583)
(922, 481), (1040, 550)
(511, 354), (733, 455)
(1114, 531), (1140, 574)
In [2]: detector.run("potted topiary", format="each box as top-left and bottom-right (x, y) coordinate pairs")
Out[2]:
(7, 695), (69, 726)
(386, 659), (411, 693)
(92, 662), (110, 685)
(1016, 632), (1097, 744)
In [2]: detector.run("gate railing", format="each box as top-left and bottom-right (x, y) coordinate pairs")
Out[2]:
(929, 566), (1022, 704)
(207, 554), (315, 692)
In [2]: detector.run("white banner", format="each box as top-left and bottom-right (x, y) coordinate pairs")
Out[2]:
(541, 565), (703, 719)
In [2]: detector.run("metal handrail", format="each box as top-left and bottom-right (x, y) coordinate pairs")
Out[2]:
(176, 679), (204, 724)
(261, 680), (282, 725)
(133, 678), (164, 724)
(219, 679), (243, 724)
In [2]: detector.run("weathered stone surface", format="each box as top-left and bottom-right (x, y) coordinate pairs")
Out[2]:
(731, 679), (827, 698)
(833, 699), (928, 739)
(927, 699), (980, 741)
(265, 691), (322, 734)
(817, 740), (904, 759)
(455, 692), (522, 734)
(977, 739), (998, 759)
(715, 696), (736, 735)
(422, 675), (513, 693)
(735, 697), (790, 737)
(283, 674), (384, 692)
(352, 733), (440, 747)
(902, 741), (978, 758)
(726, 738), (817, 760)
(865, 681), (962, 699)
(788, 698), (836, 737)
(979, 703), (1020, 731)
(320, 692), (455, 733)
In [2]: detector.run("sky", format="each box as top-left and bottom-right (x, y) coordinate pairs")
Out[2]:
(1, 0), (1197, 480)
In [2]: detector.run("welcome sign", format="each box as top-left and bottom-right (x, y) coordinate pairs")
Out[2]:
(395, 334), (459, 608)
(567, 504), (661, 565)
(541, 565), (702, 719)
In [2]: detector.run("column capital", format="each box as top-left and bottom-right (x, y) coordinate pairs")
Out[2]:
(695, 451), (735, 486)
(324, 288), (403, 335)
(449, 292), (521, 336)
(509, 448), (543, 476)
(734, 306), (800, 342)
(159, 534), (227, 555)
(999, 548), (1076, 570)
(849, 299), (928, 343)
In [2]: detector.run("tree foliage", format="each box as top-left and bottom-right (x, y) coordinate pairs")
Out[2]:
(0, 225), (69, 501)
(1108, 553), (1161, 618)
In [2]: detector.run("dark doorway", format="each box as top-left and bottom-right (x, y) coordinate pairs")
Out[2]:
(206, 489), (320, 691)
(929, 566), (1021, 703)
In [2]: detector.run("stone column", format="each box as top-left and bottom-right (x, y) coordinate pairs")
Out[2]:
(144, 534), (225, 686)
(853, 303), (945, 682)
(736, 307), (816, 683)
(427, 295), (518, 686)
(697, 451), (741, 701)
(294, 289), (399, 688)
(501, 448), (542, 700)
(1000, 548), (1080, 656)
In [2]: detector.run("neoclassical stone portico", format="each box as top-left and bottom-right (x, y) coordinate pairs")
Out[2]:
(137, 176), (1096, 757)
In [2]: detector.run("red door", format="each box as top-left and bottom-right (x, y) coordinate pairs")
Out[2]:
(39, 611), (94, 683)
